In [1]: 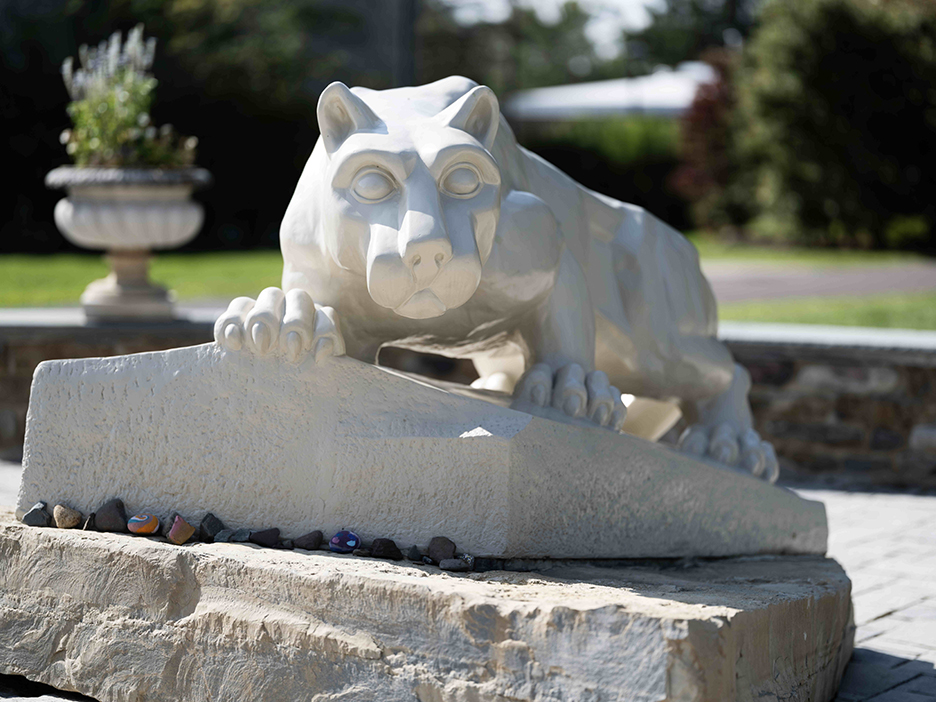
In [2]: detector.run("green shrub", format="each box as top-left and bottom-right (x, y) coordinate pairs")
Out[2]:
(520, 116), (691, 228)
(61, 25), (196, 168)
(532, 117), (680, 165)
(730, 0), (936, 249)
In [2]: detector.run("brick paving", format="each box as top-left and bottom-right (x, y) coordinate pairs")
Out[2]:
(0, 461), (933, 700)
(794, 486), (936, 701)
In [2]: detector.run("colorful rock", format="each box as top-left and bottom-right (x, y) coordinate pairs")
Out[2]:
(167, 515), (196, 545)
(329, 530), (360, 554)
(127, 514), (160, 535)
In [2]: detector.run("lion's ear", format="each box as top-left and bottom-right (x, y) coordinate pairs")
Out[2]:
(317, 82), (383, 155)
(437, 86), (499, 151)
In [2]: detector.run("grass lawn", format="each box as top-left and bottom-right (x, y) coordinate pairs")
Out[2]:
(0, 251), (283, 306)
(719, 291), (936, 330)
(1, 245), (934, 330)
(687, 234), (927, 267)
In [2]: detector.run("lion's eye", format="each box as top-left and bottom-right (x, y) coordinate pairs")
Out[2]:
(352, 170), (395, 202)
(442, 165), (481, 197)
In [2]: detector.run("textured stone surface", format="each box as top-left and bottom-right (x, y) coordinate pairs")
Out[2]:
(18, 344), (826, 559)
(0, 307), (215, 454)
(0, 511), (853, 702)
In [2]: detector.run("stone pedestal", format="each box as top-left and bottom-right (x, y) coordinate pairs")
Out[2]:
(18, 343), (827, 560)
(80, 250), (173, 321)
(0, 513), (854, 702)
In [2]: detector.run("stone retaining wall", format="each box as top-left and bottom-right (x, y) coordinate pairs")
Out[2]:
(0, 312), (212, 457)
(722, 324), (936, 489)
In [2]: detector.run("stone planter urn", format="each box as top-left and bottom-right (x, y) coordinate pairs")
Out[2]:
(45, 166), (212, 322)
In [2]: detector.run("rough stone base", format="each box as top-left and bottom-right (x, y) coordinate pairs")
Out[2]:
(0, 513), (854, 702)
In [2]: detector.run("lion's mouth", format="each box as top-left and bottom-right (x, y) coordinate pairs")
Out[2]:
(394, 288), (447, 319)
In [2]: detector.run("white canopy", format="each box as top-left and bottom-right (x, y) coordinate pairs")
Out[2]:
(503, 62), (716, 120)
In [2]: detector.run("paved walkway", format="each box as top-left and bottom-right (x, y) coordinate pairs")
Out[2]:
(702, 262), (936, 303)
(0, 461), (933, 700)
(794, 486), (936, 701)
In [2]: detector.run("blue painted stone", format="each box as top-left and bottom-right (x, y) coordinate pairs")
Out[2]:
(329, 530), (360, 554)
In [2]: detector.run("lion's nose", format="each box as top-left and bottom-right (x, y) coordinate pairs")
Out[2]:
(400, 212), (453, 282)
(405, 239), (453, 274)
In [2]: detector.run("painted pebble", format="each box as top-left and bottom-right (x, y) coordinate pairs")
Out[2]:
(167, 515), (196, 545)
(127, 514), (160, 535)
(329, 530), (360, 554)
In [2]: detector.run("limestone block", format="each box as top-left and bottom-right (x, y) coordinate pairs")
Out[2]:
(18, 344), (827, 559)
(0, 514), (854, 702)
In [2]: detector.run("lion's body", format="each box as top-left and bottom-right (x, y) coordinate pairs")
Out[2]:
(280, 76), (733, 403)
(215, 75), (778, 479)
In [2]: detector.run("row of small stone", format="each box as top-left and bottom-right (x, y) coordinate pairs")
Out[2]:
(20, 498), (474, 572)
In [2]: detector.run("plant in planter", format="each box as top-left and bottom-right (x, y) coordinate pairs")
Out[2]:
(46, 25), (211, 321)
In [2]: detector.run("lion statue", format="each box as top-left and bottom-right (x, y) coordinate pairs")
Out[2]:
(214, 76), (778, 482)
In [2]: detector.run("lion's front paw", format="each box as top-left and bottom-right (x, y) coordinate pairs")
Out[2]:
(513, 363), (627, 432)
(213, 287), (345, 363)
(678, 423), (779, 483)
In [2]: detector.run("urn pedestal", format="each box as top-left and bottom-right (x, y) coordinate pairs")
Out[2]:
(45, 166), (212, 322)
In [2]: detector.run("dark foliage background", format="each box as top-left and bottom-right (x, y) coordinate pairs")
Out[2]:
(2, 0), (756, 255)
(737, 0), (936, 250)
(679, 0), (936, 250)
(1, 0), (412, 253)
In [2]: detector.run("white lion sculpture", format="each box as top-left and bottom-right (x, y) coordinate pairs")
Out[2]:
(214, 76), (778, 482)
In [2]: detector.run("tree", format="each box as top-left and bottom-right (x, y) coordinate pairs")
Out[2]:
(732, 0), (936, 248)
(669, 49), (750, 233)
(623, 0), (759, 68)
(417, 1), (605, 94)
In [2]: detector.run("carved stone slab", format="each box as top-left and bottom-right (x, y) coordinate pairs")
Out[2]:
(17, 344), (826, 559)
(0, 513), (854, 702)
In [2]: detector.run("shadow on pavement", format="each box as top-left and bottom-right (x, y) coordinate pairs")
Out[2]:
(835, 648), (936, 701)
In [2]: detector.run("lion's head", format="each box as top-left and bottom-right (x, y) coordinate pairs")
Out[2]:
(284, 77), (503, 320)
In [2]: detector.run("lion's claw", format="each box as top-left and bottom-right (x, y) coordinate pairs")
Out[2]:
(513, 363), (627, 432)
(214, 287), (345, 363)
(678, 422), (779, 483)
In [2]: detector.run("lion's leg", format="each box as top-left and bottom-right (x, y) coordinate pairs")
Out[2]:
(512, 249), (627, 431)
(471, 347), (526, 393)
(678, 363), (780, 483)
